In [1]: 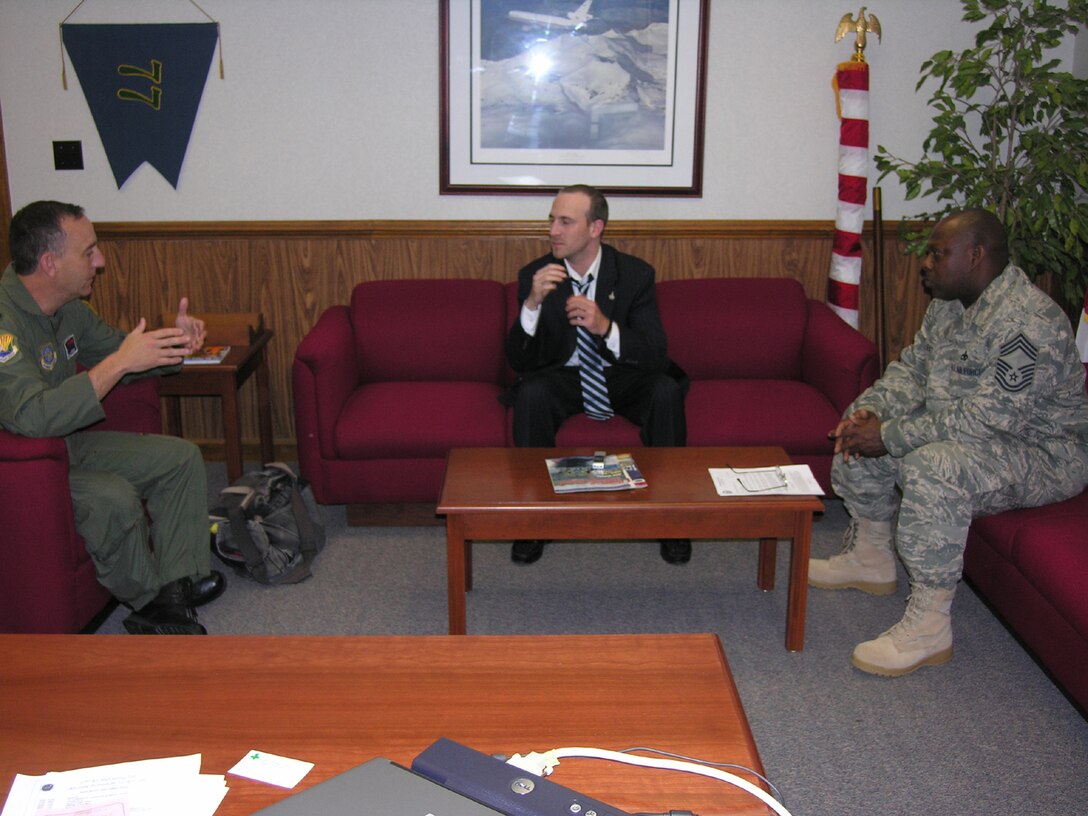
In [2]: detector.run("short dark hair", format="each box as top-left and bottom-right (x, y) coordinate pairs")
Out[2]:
(948, 207), (1010, 270)
(560, 184), (608, 227)
(9, 200), (85, 275)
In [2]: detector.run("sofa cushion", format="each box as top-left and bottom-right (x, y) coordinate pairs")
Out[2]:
(969, 489), (1088, 562)
(352, 279), (507, 383)
(685, 380), (840, 453)
(1011, 513), (1088, 642)
(335, 381), (507, 459)
(658, 278), (807, 380)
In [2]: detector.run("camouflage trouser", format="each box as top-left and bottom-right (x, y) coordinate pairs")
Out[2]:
(831, 439), (1087, 590)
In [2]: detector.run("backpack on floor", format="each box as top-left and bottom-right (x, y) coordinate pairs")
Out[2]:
(209, 462), (326, 584)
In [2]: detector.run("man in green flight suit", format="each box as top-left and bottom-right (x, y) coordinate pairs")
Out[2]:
(0, 200), (225, 634)
(810, 208), (1088, 676)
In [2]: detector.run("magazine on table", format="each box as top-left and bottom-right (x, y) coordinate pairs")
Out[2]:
(183, 345), (231, 365)
(546, 452), (648, 494)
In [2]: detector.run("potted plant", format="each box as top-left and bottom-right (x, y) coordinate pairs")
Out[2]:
(874, 0), (1088, 313)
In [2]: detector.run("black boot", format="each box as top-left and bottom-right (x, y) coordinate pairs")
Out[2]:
(660, 538), (692, 564)
(123, 579), (207, 635)
(186, 571), (226, 607)
(511, 540), (547, 564)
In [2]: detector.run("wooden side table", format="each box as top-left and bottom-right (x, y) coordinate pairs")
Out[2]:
(159, 312), (275, 483)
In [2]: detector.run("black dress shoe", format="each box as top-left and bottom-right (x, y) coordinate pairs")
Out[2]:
(187, 571), (226, 607)
(123, 600), (206, 635)
(511, 540), (547, 564)
(660, 538), (692, 564)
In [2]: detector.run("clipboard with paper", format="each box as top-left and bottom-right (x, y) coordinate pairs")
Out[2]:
(708, 465), (825, 496)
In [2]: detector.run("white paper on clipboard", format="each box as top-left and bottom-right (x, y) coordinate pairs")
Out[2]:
(709, 465), (825, 496)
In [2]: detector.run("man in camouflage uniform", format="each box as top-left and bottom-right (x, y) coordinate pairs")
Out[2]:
(810, 208), (1088, 676)
(0, 200), (226, 634)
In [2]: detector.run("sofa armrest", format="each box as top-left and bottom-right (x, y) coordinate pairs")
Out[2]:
(293, 305), (360, 467)
(0, 430), (67, 462)
(95, 377), (162, 434)
(801, 300), (881, 415)
(0, 427), (89, 632)
(0, 378), (164, 633)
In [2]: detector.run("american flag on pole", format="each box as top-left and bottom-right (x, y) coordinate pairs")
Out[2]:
(828, 61), (870, 329)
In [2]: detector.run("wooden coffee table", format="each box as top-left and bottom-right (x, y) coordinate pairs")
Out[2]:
(0, 634), (773, 816)
(437, 446), (823, 650)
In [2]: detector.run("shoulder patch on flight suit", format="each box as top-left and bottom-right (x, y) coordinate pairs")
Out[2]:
(0, 332), (19, 364)
(64, 335), (78, 359)
(995, 332), (1038, 393)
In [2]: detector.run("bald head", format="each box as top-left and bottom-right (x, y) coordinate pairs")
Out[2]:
(940, 208), (1010, 273)
(921, 208), (1011, 307)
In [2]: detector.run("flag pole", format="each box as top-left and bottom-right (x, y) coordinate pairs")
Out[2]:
(828, 8), (882, 331)
(872, 185), (886, 371)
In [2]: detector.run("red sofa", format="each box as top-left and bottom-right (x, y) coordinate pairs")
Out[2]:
(292, 277), (880, 509)
(963, 364), (1088, 714)
(0, 377), (162, 633)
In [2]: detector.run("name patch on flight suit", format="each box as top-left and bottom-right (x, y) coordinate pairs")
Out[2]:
(995, 333), (1038, 393)
(40, 343), (57, 371)
(0, 333), (19, 364)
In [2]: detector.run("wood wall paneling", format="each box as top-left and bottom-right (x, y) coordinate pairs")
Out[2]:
(88, 220), (926, 463)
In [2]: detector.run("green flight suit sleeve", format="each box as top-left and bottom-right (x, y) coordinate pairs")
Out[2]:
(0, 342), (106, 437)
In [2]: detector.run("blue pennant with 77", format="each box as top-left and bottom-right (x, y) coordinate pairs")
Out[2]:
(62, 23), (218, 189)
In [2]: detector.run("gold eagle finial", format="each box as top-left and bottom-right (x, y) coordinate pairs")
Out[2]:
(835, 7), (882, 63)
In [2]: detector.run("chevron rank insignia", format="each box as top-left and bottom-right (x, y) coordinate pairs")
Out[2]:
(994, 333), (1037, 393)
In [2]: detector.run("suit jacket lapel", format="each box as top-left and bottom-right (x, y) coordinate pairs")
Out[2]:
(595, 245), (618, 318)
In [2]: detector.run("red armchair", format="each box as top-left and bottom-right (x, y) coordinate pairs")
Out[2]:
(0, 377), (163, 633)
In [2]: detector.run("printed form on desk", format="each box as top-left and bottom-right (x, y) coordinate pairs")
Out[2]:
(0, 754), (228, 816)
(709, 464), (825, 496)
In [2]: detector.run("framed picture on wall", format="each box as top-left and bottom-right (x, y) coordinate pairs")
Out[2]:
(440, 0), (710, 196)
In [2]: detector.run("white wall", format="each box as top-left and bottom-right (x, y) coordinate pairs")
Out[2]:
(0, 0), (1074, 221)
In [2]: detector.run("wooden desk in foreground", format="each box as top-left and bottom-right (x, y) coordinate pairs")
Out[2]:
(0, 634), (771, 816)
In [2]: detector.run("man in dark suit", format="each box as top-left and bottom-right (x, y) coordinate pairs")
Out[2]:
(503, 185), (689, 565)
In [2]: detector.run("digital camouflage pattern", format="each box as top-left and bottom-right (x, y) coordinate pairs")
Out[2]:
(833, 265), (1088, 589)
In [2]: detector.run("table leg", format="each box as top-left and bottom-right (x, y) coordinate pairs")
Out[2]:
(164, 395), (182, 438)
(464, 541), (473, 593)
(757, 538), (776, 591)
(785, 512), (813, 651)
(446, 516), (467, 635)
(255, 351), (275, 464)
(221, 382), (244, 484)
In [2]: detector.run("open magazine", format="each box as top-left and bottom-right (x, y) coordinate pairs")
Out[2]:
(546, 453), (647, 494)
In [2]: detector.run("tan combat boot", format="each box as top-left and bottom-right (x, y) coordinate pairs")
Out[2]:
(808, 518), (897, 594)
(851, 585), (955, 677)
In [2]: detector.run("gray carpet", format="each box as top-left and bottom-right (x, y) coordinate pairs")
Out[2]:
(96, 464), (1088, 816)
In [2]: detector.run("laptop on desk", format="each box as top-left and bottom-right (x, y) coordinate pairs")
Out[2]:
(252, 757), (504, 815)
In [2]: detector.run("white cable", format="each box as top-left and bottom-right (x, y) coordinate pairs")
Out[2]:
(507, 747), (793, 816)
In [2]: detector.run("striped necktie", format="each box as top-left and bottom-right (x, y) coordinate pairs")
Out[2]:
(573, 276), (614, 420)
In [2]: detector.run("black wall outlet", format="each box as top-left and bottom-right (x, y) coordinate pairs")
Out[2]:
(53, 141), (84, 171)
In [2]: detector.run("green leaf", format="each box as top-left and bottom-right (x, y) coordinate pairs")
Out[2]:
(887, 0), (1088, 308)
